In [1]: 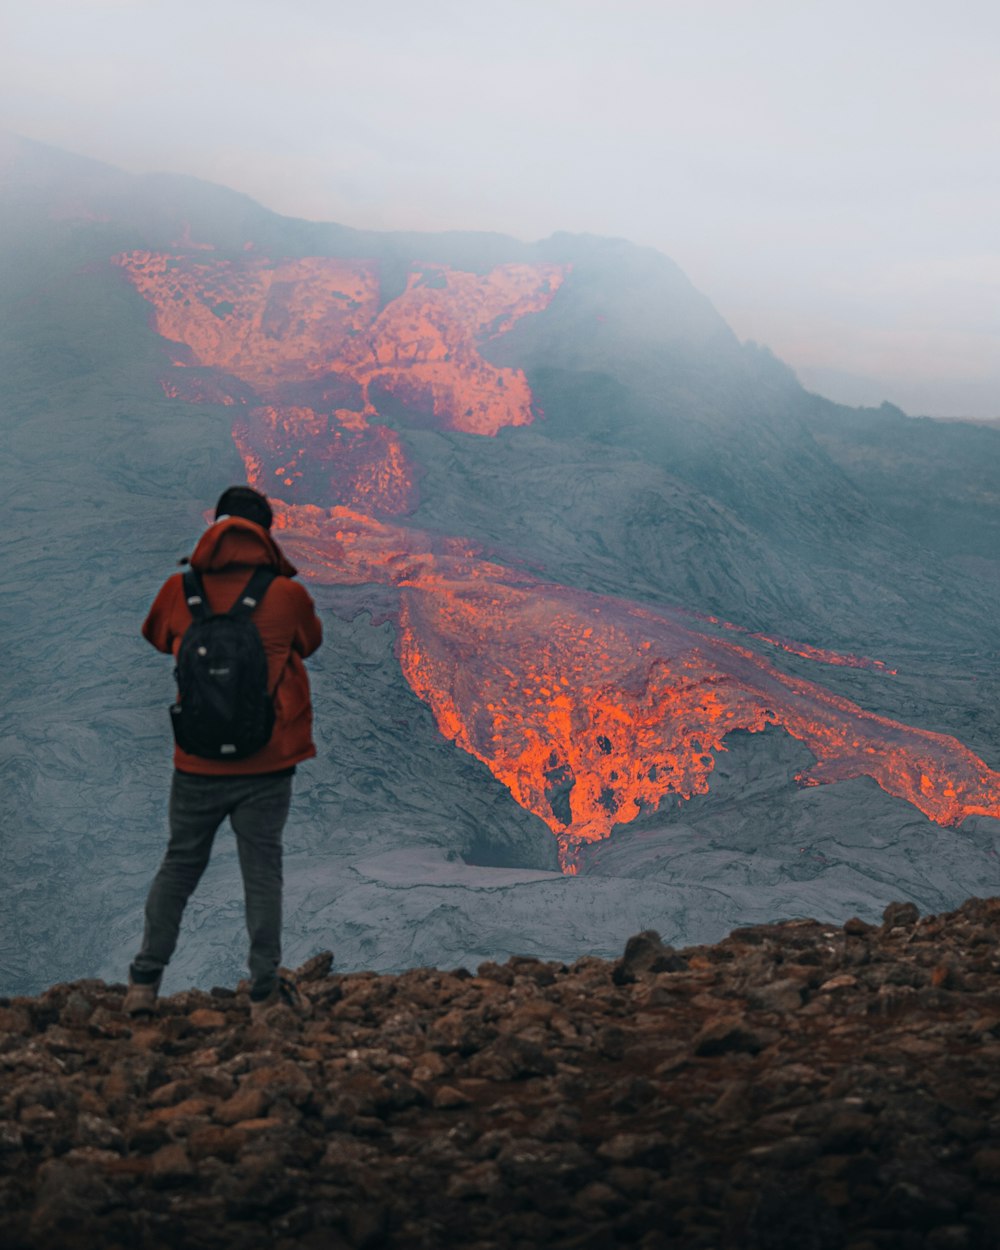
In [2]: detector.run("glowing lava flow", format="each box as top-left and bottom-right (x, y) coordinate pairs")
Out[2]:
(231, 405), (418, 515)
(275, 505), (1000, 870)
(115, 249), (564, 515)
(114, 251), (565, 435)
(116, 242), (1000, 871)
(114, 253), (381, 389)
(749, 634), (896, 673)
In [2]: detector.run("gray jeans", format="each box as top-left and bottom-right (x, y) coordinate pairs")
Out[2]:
(130, 770), (292, 999)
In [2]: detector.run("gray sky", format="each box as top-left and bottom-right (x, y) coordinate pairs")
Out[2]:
(3, 0), (999, 417)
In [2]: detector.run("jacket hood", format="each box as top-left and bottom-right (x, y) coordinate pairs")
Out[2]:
(189, 517), (298, 577)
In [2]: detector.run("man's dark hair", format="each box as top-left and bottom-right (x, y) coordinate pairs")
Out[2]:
(215, 486), (273, 531)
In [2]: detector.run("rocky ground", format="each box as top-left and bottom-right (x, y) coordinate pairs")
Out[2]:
(3, 898), (1000, 1249)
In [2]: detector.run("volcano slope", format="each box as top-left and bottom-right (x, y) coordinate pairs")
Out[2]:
(2, 134), (999, 996)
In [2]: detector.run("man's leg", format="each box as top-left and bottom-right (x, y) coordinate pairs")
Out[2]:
(230, 773), (292, 1001)
(130, 772), (228, 985)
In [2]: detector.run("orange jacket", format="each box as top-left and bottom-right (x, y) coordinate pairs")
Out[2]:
(143, 517), (323, 775)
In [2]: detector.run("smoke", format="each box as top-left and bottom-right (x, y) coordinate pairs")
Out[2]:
(2, 0), (999, 413)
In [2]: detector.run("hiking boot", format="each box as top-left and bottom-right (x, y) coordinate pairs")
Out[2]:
(249, 975), (303, 1024)
(123, 975), (161, 1016)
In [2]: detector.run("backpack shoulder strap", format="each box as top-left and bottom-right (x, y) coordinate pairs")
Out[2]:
(228, 566), (278, 618)
(181, 567), (209, 622)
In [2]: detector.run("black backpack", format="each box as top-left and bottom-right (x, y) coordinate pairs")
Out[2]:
(169, 565), (277, 759)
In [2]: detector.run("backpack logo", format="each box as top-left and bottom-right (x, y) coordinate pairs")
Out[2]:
(169, 566), (277, 759)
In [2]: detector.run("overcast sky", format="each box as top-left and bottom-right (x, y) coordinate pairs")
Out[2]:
(2, 0), (998, 417)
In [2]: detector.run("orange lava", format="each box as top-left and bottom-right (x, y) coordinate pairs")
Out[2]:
(679, 610), (896, 673)
(748, 633), (896, 673)
(114, 241), (999, 871)
(113, 252), (381, 390)
(275, 505), (1000, 870)
(334, 263), (565, 435)
(113, 251), (564, 436)
(160, 375), (239, 406)
(232, 406), (417, 515)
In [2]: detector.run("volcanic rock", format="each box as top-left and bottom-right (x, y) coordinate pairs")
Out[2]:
(3, 897), (1000, 1247)
(5, 135), (1000, 1013)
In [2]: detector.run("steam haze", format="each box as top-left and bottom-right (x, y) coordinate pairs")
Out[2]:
(2, 0), (999, 417)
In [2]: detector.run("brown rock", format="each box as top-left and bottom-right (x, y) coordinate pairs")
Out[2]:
(350, 1115), (388, 1138)
(150, 1142), (194, 1184)
(230, 1115), (286, 1133)
(76, 1113), (125, 1152)
(931, 963), (959, 989)
(882, 901), (920, 929)
(596, 1024), (626, 1059)
(475, 962), (515, 985)
(188, 1008), (228, 1031)
(412, 1050), (449, 1081)
(149, 1097), (212, 1124)
(467, 1035), (556, 1080)
(746, 1135), (821, 1168)
(821, 1111), (877, 1153)
(428, 1007), (491, 1053)
(596, 1132), (669, 1166)
(127, 1117), (170, 1152)
(529, 1104), (581, 1142)
(818, 974), (859, 994)
(302, 1029), (341, 1047)
(711, 1080), (751, 1117)
(244, 1059), (313, 1105)
(61, 1145), (121, 1166)
(295, 950), (334, 982)
(606, 1165), (658, 1198)
(578, 1180), (627, 1212)
(188, 1124), (247, 1160)
(446, 1160), (503, 1199)
(149, 1078), (194, 1107)
(5, 895), (1000, 1247)
(216, 1086), (271, 1124)
(19, 1105), (59, 1128)
(747, 978), (805, 1012)
(128, 1026), (164, 1051)
(432, 1084), (472, 1109)
(0, 1006), (31, 1032)
(612, 930), (688, 984)
(29, 1158), (116, 1235)
(60, 991), (95, 1024)
(693, 1016), (771, 1056)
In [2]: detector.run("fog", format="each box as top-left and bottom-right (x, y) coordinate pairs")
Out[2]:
(2, 0), (998, 417)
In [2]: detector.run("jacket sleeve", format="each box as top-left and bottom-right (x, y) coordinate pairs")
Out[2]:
(290, 582), (323, 658)
(142, 574), (185, 655)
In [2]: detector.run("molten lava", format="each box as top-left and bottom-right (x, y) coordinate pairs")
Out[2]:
(116, 240), (1000, 871)
(273, 505), (1000, 870)
(114, 251), (564, 435)
(114, 252), (383, 390)
(232, 406), (418, 515)
(116, 248), (564, 515)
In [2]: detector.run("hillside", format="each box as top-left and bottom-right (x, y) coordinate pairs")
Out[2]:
(2, 134), (1000, 995)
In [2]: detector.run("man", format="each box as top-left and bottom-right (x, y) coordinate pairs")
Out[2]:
(125, 486), (323, 1020)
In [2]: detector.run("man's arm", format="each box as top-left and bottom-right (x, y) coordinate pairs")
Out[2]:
(141, 574), (184, 655)
(289, 581), (323, 658)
